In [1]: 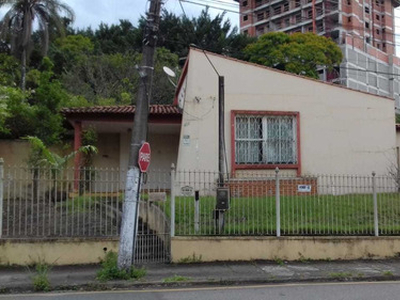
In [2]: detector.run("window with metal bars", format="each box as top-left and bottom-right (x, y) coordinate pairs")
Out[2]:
(235, 114), (298, 165)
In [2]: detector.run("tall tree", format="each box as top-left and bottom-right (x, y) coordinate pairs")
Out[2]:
(0, 0), (74, 90)
(244, 32), (343, 79)
(137, 9), (256, 60)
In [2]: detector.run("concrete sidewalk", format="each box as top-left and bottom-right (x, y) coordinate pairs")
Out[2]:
(2, 259), (400, 294)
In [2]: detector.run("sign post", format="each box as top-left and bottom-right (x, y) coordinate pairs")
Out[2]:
(131, 142), (151, 264)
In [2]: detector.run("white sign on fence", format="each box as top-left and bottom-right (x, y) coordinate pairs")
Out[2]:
(298, 185), (312, 193)
(181, 185), (194, 196)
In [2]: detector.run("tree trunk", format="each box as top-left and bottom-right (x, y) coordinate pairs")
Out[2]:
(20, 48), (27, 91)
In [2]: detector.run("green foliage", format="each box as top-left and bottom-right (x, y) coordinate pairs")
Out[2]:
(80, 126), (98, 191)
(51, 35), (94, 75)
(0, 90), (11, 135)
(29, 58), (70, 145)
(0, 57), (82, 142)
(153, 9), (255, 59)
(60, 196), (99, 213)
(177, 253), (203, 264)
(61, 52), (141, 105)
(25, 136), (97, 170)
(0, 54), (20, 86)
(383, 270), (394, 276)
(82, 126), (98, 148)
(274, 258), (284, 266)
(0, 86), (35, 138)
(0, 0), (75, 89)
(32, 262), (51, 292)
(96, 251), (147, 282)
(90, 20), (142, 55)
(167, 193), (400, 235)
(61, 47), (180, 105)
(244, 32), (343, 79)
(152, 47), (180, 104)
(0, 7), (260, 143)
(56, 35), (94, 54)
(329, 272), (353, 279)
(65, 95), (91, 108)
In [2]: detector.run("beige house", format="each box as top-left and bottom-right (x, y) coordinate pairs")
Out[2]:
(175, 48), (397, 176)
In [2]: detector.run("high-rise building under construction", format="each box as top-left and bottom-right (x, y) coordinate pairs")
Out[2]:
(236, 0), (400, 109)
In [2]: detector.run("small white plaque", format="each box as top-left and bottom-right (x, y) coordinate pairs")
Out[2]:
(181, 185), (194, 196)
(298, 185), (312, 193)
(183, 135), (190, 146)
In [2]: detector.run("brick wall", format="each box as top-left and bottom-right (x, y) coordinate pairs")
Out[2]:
(228, 178), (317, 197)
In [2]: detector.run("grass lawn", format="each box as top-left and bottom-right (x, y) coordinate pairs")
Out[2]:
(60, 192), (400, 236)
(158, 193), (400, 236)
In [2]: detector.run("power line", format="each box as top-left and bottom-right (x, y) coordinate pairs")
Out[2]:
(180, 0), (242, 15)
(178, 0), (187, 16)
(197, 0), (238, 7)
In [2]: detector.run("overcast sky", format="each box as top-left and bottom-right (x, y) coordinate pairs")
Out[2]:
(66, 0), (240, 30)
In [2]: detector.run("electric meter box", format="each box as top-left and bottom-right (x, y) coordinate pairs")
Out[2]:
(216, 188), (230, 210)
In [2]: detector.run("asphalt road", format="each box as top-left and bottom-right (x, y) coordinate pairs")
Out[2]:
(2, 281), (400, 300)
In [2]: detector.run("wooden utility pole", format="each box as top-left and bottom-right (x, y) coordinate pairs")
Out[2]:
(118, 0), (162, 270)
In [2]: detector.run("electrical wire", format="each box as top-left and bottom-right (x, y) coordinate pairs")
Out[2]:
(180, 0), (242, 14)
(178, 0), (188, 17)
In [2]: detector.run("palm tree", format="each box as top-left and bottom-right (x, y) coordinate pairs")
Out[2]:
(0, 0), (74, 90)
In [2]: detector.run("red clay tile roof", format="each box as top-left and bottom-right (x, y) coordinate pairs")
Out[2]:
(62, 104), (181, 116)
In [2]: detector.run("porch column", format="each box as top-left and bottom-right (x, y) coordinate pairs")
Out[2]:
(74, 121), (82, 191)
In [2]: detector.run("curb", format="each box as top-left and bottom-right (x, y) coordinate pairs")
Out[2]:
(2, 275), (400, 295)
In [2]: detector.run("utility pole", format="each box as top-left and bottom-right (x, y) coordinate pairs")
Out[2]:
(118, 0), (162, 270)
(218, 75), (225, 187)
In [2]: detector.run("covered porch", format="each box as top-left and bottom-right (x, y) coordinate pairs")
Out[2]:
(62, 105), (182, 190)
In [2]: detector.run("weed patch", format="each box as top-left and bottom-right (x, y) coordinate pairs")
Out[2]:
(96, 251), (146, 282)
(31, 263), (51, 292)
(329, 272), (352, 279)
(383, 270), (394, 276)
(178, 253), (203, 263)
(163, 275), (191, 283)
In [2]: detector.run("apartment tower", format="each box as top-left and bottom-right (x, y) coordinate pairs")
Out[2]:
(237, 0), (400, 109)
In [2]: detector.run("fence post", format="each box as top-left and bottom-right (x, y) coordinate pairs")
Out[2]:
(194, 190), (200, 233)
(170, 163), (176, 238)
(0, 158), (3, 238)
(275, 167), (281, 237)
(372, 171), (379, 237)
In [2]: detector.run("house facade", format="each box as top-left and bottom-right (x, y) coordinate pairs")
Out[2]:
(175, 48), (396, 176)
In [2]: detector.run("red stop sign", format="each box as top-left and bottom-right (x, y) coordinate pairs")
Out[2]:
(138, 142), (151, 173)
